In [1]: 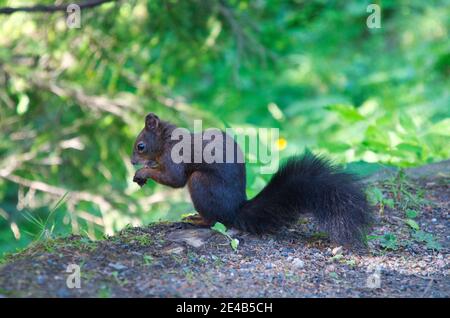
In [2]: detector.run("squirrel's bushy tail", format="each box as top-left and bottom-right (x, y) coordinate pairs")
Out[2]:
(234, 152), (372, 245)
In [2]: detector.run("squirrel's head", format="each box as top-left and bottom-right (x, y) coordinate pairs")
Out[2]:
(131, 113), (163, 167)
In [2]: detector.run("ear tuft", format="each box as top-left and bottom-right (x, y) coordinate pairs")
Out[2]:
(145, 113), (160, 130)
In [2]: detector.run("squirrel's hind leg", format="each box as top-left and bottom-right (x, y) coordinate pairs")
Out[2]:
(182, 213), (212, 227)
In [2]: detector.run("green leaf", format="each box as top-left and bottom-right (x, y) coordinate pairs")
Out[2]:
(380, 233), (398, 250)
(412, 230), (432, 242)
(143, 255), (153, 266)
(398, 113), (417, 132)
(412, 230), (441, 251)
(16, 94), (30, 115)
(384, 198), (395, 209)
(366, 235), (382, 241)
(211, 222), (228, 235)
(396, 143), (423, 155)
(230, 238), (239, 251)
(180, 212), (197, 219)
(367, 187), (383, 204)
(345, 161), (388, 177)
(326, 104), (364, 122)
(427, 118), (450, 136)
(404, 219), (419, 230)
(321, 142), (351, 152)
(405, 209), (419, 219)
(426, 240), (442, 251)
(329, 272), (339, 279)
(346, 259), (356, 267)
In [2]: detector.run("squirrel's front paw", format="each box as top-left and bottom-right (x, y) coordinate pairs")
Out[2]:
(133, 175), (147, 187)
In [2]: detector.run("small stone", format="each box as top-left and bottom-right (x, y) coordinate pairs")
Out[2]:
(136, 281), (151, 292)
(167, 229), (213, 248)
(329, 272), (339, 279)
(265, 263), (273, 269)
(130, 251), (143, 256)
(431, 218), (437, 223)
(292, 258), (305, 269)
(162, 246), (185, 255)
(282, 247), (295, 254)
(332, 246), (343, 256)
(326, 264), (336, 273)
(108, 263), (127, 271)
(36, 275), (46, 285)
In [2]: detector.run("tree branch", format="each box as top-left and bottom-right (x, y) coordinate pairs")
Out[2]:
(0, 0), (116, 15)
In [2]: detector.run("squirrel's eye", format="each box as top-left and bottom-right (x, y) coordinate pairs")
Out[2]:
(137, 142), (146, 152)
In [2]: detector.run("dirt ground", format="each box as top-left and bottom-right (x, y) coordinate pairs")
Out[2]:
(0, 176), (448, 298)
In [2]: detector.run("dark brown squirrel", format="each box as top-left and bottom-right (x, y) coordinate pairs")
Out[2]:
(131, 113), (372, 246)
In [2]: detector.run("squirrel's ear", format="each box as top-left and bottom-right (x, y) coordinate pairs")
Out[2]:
(145, 113), (160, 131)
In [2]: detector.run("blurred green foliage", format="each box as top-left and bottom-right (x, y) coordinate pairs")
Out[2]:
(0, 0), (449, 255)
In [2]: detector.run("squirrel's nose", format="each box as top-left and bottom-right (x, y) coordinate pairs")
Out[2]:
(131, 157), (138, 166)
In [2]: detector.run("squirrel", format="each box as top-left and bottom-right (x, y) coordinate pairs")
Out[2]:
(131, 113), (372, 246)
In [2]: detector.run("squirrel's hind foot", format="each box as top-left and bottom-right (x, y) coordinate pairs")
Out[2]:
(182, 214), (212, 227)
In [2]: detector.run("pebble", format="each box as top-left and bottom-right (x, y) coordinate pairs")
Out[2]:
(436, 260), (445, 268)
(292, 258), (305, 269)
(241, 272), (252, 279)
(36, 275), (46, 285)
(418, 261), (426, 268)
(151, 262), (165, 270)
(326, 265), (336, 273)
(282, 247), (295, 254)
(265, 263), (274, 269)
(162, 246), (185, 255)
(332, 246), (343, 256)
(108, 263), (127, 271)
(240, 263), (254, 270)
(130, 251), (143, 256)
